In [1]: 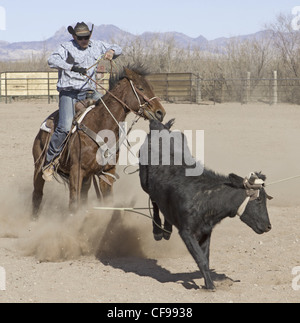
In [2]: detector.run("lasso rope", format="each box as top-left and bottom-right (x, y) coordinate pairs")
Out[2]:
(94, 198), (172, 235)
(266, 175), (300, 187)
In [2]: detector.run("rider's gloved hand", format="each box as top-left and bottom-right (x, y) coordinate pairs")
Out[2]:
(71, 65), (87, 75)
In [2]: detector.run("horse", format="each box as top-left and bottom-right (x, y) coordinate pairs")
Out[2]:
(32, 66), (166, 218)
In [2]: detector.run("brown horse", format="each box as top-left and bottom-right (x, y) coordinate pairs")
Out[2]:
(32, 66), (166, 218)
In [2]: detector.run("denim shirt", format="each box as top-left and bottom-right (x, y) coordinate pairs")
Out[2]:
(48, 39), (122, 92)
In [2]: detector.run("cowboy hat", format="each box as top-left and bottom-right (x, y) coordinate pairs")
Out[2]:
(67, 22), (94, 37)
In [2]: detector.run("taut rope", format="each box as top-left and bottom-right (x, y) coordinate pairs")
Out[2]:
(266, 175), (300, 187)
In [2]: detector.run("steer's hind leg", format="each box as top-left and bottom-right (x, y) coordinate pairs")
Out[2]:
(199, 233), (212, 267)
(163, 220), (173, 240)
(152, 201), (163, 241)
(179, 229), (215, 290)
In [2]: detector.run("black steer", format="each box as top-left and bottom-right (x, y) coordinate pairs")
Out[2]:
(139, 119), (272, 290)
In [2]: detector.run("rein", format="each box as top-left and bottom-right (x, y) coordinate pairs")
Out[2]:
(75, 72), (159, 163)
(84, 74), (156, 119)
(72, 72), (152, 171)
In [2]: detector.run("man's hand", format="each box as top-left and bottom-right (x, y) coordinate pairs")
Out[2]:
(71, 65), (87, 75)
(104, 49), (115, 61)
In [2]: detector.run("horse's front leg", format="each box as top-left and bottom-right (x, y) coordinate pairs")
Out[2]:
(69, 165), (84, 214)
(99, 166), (117, 201)
(81, 176), (92, 205)
(32, 167), (45, 220)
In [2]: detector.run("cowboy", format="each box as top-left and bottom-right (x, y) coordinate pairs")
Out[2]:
(42, 22), (122, 181)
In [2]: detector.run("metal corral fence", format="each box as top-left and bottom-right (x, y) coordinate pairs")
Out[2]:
(1, 70), (300, 105)
(148, 72), (300, 105)
(200, 76), (300, 105)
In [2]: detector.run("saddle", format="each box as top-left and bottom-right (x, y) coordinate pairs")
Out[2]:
(40, 99), (118, 187)
(40, 99), (96, 134)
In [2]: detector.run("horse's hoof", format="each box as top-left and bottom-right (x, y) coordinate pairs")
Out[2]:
(163, 232), (171, 240)
(153, 233), (163, 241)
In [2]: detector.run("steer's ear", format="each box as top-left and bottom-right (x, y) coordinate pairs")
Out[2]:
(227, 173), (244, 189)
(150, 119), (164, 131)
(255, 171), (266, 182)
(164, 118), (175, 130)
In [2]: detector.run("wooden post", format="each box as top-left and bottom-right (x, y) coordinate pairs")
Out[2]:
(48, 72), (50, 104)
(213, 79), (216, 105)
(272, 70), (278, 105)
(196, 73), (202, 104)
(246, 71), (251, 104)
(166, 73), (169, 102)
(5, 73), (7, 104)
(220, 80), (225, 103)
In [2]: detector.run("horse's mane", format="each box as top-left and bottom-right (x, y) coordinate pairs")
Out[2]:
(109, 63), (149, 90)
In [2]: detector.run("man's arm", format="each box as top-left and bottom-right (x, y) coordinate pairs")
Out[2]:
(48, 44), (73, 71)
(95, 41), (122, 60)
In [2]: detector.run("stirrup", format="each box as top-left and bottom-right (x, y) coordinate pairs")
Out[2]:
(42, 158), (59, 182)
(42, 163), (55, 182)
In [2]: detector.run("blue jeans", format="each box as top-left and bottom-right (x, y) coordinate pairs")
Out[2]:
(46, 89), (102, 163)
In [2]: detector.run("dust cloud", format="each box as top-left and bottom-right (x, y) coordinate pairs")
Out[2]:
(0, 178), (186, 264)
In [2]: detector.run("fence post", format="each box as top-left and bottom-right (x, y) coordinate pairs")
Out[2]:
(272, 70), (278, 105)
(5, 72), (7, 104)
(246, 71), (251, 104)
(196, 74), (202, 104)
(166, 73), (169, 102)
(48, 72), (50, 104)
(213, 80), (216, 105)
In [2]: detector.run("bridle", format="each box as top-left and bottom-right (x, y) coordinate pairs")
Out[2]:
(236, 172), (273, 217)
(128, 79), (159, 118)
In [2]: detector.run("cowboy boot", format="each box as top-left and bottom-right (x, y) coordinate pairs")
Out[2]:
(42, 158), (59, 182)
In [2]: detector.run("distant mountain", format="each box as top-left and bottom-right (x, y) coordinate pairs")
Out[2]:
(0, 24), (272, 61)
(208, 30), (274, 49)
(139, 31), (209, 49)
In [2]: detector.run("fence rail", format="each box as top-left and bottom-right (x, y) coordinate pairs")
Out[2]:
(147, 73), (198, 103)
(1, 71), (300, 105)
(0, 71), (110, 103)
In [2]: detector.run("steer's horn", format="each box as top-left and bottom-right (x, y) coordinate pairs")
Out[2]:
(247, 172), (264, 189)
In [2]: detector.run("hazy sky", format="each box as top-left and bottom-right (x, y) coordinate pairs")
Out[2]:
(0, 0), (297, 42)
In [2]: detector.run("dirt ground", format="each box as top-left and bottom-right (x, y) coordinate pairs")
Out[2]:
(0, 100), (299, 303)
